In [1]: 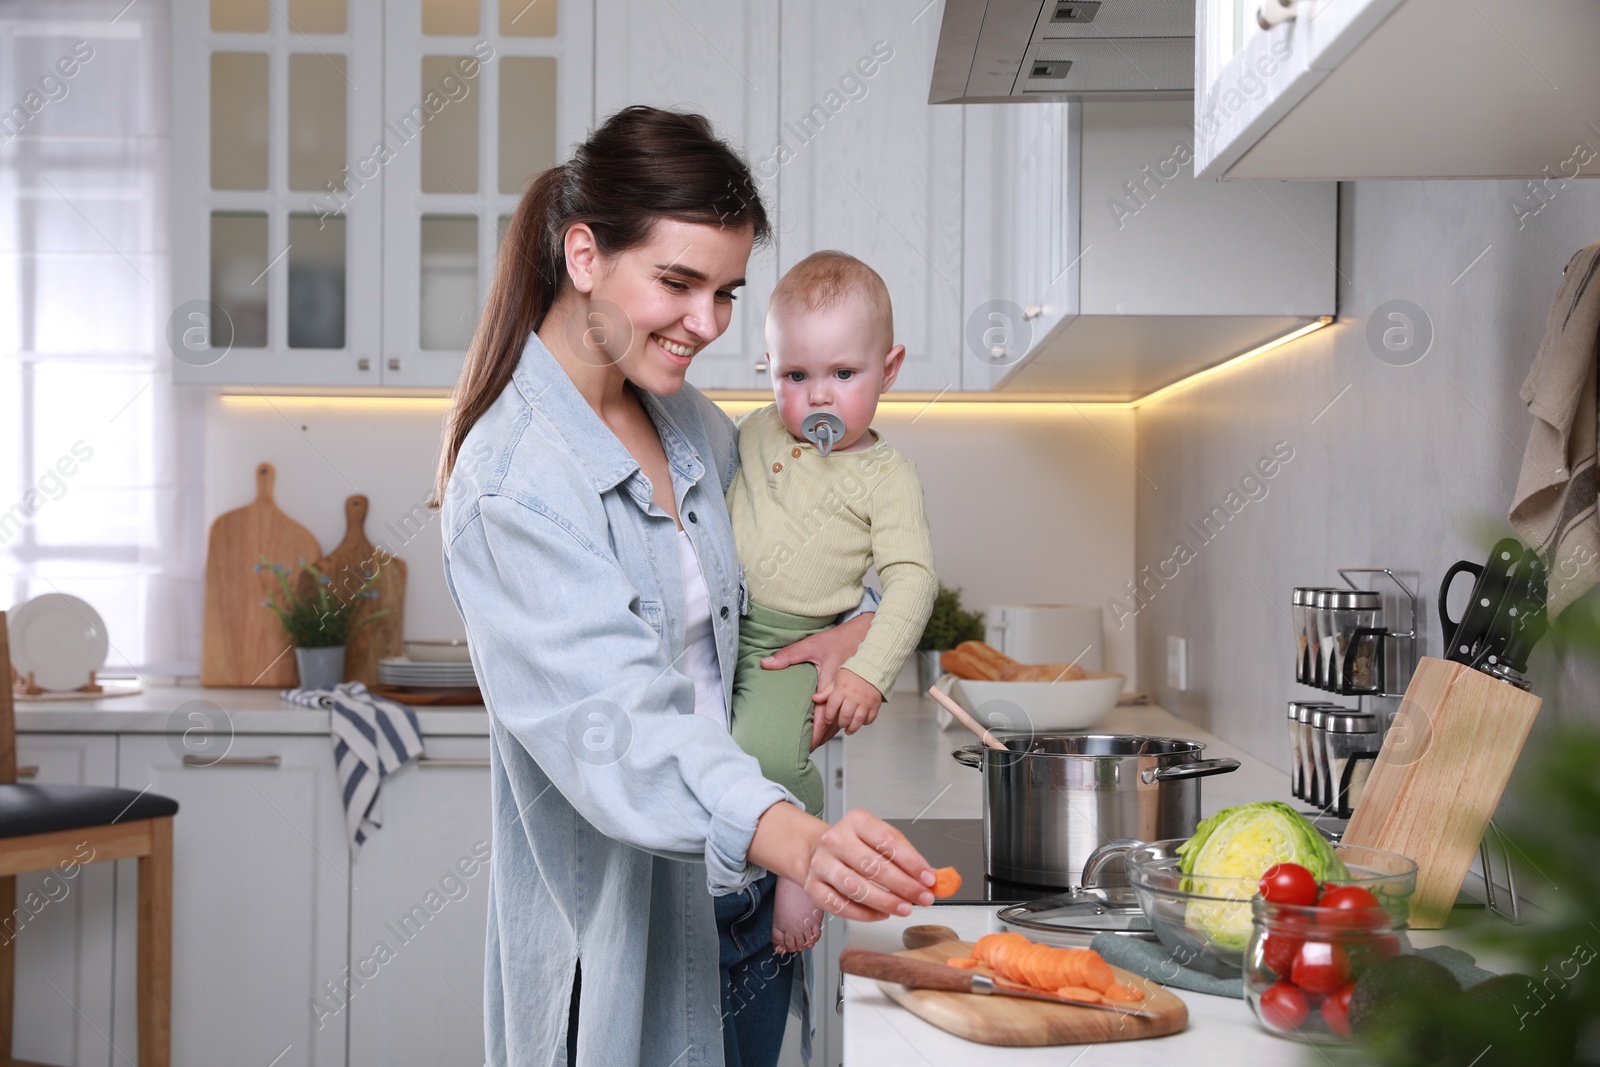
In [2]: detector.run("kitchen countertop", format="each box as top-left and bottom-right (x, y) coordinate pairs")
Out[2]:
(14, 682), (490, 736)
(840, 697), (1513, 1065)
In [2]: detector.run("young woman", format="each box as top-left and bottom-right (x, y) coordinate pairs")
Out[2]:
(433, 107), (937, 1067)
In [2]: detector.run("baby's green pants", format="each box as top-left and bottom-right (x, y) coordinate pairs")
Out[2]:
(729, 601), (836, 817)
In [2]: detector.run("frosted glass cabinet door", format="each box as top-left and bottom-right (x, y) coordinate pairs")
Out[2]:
(593, 0), (779, 390)
(172, 0), (382, 387)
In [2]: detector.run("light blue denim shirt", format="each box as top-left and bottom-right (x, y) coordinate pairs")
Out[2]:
(441, 333), (801, 1066)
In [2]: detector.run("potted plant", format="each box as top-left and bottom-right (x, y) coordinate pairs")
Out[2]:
(917, 584), (986, 691)
(260, 557), (386, 690)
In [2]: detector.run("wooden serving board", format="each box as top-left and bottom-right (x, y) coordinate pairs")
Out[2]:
(307, 495), (406, 686)
(1342, 656), (1543, 928)
(873, 926), (1187, 1046)
(201, 463), (321, 688)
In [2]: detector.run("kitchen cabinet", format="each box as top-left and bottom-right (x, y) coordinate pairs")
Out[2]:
(777, 0), (965, 393)
(9, 735), (118, 1067)
(1194, 0), (1600, 180)
(170, 0), (594, 389)
(111, 733), (350, 1066)
(346, 737), (492, 1067)
(594, 0), (781, 391)
(967, 99), (1337, 400)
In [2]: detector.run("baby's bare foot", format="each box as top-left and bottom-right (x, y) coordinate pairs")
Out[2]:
(771, 876), (824, 953)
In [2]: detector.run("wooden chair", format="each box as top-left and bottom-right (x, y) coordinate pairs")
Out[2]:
(0, 612), (176, 1066)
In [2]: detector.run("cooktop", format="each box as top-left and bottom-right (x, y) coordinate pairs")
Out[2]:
(886, 818), (1064, 907)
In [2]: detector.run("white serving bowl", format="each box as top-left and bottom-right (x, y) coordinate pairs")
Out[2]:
(947, 671), (1125, 732)
(403, 639), (472, 664)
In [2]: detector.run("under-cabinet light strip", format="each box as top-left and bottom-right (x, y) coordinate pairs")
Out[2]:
(216, 317), (1333, 411)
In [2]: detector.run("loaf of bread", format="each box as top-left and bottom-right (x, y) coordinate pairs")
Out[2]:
(939, 640), (1016, 681)
(939, 640), (1091, 683)
(999, 662), (1087, 683)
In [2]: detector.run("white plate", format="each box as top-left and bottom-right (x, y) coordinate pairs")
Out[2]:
(9, 593), (110, 691)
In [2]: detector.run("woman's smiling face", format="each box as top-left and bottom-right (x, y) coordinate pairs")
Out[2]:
(569, 217), (755, 396)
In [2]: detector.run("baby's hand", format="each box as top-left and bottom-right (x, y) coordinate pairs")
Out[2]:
(813, 668), (883, 738)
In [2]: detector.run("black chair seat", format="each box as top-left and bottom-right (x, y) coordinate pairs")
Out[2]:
(0, 783), (179, 838)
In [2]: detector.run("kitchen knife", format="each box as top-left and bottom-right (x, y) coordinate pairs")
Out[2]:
(1441, 538), (1525, 664)
(1472, 547), (1549, 687)
(838, 947), (1160, 1019)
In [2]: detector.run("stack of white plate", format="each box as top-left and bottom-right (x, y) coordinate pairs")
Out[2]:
(377, 657), (480, 690)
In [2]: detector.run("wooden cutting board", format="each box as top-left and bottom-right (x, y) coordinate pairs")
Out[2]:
(870, 925), (1187, 1046)
(306, 495), (406, 686)
(1342, 656), (1543, 928)
(201, 463), (321, 687)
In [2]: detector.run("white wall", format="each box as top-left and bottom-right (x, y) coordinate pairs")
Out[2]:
(1134, 179), (1600, 787)
(204, 395), (1138, 690)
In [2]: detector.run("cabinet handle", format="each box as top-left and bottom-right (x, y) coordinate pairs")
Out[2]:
(417, 757), (491, 769)
(388, 357), (401, 372)
(1258, 0), (1295, 29)
(358, 357), (371, 371)
(753, 361), (768, 373)
(183, 755), (282, 768)
(17, 765), (39, 780)
(1022, 304), (1043, 321)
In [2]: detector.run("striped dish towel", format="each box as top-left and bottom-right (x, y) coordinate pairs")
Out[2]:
(281, 680), (425, 850)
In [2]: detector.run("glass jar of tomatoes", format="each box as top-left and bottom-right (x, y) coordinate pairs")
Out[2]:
(1245, 887), (1413, 1043)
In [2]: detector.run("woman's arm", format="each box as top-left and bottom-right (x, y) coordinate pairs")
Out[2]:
(448, 492), (793, 893)
(748, 802), (937, 921)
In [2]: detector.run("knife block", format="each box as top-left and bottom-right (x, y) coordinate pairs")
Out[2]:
(1342, 656), (1542, 928)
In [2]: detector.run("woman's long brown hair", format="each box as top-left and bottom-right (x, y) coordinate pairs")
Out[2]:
(430, 106), (771, 507)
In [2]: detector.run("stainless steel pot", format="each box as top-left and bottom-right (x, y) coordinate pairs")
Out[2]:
(952, 734), (1240, 889)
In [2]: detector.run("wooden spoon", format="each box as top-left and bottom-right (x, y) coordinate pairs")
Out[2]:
(926, 684), (1007, 750)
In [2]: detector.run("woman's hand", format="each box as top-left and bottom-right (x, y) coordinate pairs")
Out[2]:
(748, 803), (936, 921)
(762, 611), (873, 749)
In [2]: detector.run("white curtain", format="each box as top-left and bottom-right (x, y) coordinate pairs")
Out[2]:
(1, 0), (206, 677)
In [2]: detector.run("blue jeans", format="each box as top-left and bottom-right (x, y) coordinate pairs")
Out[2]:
(715, 872), (795, 1067)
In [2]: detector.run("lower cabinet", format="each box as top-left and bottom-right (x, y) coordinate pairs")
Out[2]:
(11, 734), (118, 1067)
(346, 737), (492, 1067)
(112, 734), (351, 1066)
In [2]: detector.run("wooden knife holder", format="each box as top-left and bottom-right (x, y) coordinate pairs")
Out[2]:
(1342, 656), (1542, 928)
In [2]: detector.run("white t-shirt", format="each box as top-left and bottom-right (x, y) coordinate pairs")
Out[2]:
(677, 529), (728, 731)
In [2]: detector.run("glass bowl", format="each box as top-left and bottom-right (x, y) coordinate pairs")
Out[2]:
(1245, 893), (1414, 1042)
(1124, 840), (1418, 978)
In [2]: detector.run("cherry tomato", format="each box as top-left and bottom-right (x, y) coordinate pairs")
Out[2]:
(1261, 931), (1304, 977)
(1259, 863), (1320, 906)
(1291, 940), (1350, 995)
(1258, 981), (1310, 1032)
(1317, 884), (1387, 930)
(1321, 982), (1356, 1038)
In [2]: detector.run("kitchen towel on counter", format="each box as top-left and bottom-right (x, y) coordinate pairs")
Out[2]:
(1090, 934), (1499, 999)
(1511, 239), (1600, 617)
(281, 680), (425, 850)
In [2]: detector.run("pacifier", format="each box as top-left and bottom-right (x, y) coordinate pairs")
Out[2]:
(801, 411), (847, 456)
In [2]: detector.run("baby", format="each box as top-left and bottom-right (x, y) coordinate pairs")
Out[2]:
(725, 250), (938, 953)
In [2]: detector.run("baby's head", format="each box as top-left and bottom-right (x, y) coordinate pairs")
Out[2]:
(764, 251), (905, 451)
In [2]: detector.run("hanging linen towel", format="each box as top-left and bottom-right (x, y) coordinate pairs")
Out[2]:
(281, 680), (425, 850)
(1510, 240), (1600, 617)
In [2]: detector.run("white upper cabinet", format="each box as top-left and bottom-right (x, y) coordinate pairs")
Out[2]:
(777, 0), (965, 393)
(968, 99), (1337, 400)
(172, 0), (593, 388)
(593, 0), (781, 392)
(1195, 0), (1600, 180)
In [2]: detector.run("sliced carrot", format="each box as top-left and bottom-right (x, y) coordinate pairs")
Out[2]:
(1054, 985), (1104, 1004)
(1106, 981), (1147, 1003)
(930, 866), (963, 899)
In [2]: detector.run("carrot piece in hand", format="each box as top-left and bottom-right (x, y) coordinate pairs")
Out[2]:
(930, 867), (963, 898)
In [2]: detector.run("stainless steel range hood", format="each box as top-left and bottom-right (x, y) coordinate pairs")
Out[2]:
(930, 0), (1193, 104)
